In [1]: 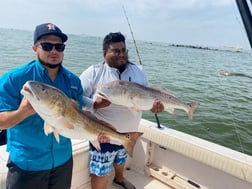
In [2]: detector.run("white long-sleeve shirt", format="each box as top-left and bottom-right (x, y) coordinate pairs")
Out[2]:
(79, 61), (148, 132)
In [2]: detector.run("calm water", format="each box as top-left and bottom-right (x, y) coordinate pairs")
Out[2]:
(1, 28), (252, 155)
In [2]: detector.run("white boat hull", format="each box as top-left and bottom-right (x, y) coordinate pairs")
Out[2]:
(1, 118), (252, 188)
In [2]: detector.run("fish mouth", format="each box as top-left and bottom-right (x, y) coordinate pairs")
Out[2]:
(21, 84), (34, 97)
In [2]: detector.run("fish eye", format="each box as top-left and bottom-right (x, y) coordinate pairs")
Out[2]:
(41, 88), (48, 94)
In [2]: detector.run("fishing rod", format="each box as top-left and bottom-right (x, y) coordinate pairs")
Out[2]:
(236, 0), (252, 49)
(122, 6), (142, 65)
(224, 0), (252, 155)
(122, 6), (162, 129)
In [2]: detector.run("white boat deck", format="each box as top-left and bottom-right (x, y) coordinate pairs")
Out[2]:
(68, 139), (179, 189)
(0, 140), (198, 189)
(78, 167), (173, 189)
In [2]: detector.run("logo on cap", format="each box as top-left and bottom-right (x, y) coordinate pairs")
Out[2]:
(47, 23), (56, 31)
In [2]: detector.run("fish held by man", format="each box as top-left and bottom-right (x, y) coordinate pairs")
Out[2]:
(20, 80), (143, 157)
(97, 80), (199, 120)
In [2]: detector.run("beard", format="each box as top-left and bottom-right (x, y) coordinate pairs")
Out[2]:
(38, 57), (62, 69)
(117, 64), (126, 73)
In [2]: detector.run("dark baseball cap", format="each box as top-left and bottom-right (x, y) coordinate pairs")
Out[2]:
(33, 23), (68, 44)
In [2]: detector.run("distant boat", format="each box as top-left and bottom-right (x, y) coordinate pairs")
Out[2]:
(219, 45), (243, 52)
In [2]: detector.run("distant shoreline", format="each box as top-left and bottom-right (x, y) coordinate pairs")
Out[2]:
(169, 44), (242, 52)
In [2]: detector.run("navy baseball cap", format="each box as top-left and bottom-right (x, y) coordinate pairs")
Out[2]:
(33, 23), (68, 44)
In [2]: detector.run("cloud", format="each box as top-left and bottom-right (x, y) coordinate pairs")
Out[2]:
(0, 0), (249, 48)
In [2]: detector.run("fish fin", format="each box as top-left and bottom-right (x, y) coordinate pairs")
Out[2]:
(187, 102), (199, 120)
(165, 107), (175, 114)
(121, 132), (143, 157)
(64, 123), (75, 130)
(81, 110), (117, 131)
(70, 99), (80, 107)
(53, 130), (60, 143)
(131, 107), (141, 112)
(130, 101), (141, 111)
(57, 116), (75, 130)
(44, 124), (54, 136)
(151, 86), (177, 97)
(90, 140), (101, 151)
(44, 124), (61, 143)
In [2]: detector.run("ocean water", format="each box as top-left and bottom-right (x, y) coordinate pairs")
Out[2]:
(1, 28), (252, 155)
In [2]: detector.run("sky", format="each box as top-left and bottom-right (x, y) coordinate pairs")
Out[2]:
(0, 0), (251, 49)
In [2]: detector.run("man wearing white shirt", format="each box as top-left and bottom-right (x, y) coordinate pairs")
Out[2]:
(80, 32), (164, 189)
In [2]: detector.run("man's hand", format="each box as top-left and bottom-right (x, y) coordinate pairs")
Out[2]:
(18, 97), (36, 118)
(150, 100), (164, 113)
(93, 97), (111, 110)
(0, 97), (36, 129)
(98, 133), (111, 143)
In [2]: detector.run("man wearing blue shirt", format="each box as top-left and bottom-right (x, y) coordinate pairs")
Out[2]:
(0, 23), (83, 189)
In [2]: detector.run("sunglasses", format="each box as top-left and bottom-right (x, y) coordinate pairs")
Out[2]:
(38, 42), (65, 52)
(110, 48), (128, 56)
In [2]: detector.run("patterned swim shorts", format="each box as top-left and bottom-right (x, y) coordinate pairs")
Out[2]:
(89, 142), (128, 176)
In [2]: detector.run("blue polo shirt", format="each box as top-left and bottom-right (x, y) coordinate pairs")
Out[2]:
(0, 60), (83, 171)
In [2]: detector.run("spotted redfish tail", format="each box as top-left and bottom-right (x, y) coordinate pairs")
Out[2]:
(122, 132), (143, 157)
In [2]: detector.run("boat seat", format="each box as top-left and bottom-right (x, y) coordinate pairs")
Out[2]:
(0, 139), (90, 189)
